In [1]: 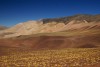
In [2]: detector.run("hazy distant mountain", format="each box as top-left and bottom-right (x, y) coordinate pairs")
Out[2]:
(0, 25), (8, 30)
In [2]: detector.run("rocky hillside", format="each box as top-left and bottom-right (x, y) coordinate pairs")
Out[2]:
(0, 14), (100, 48)
(43, 14), (100, 24)
(0, 14), (100, 38)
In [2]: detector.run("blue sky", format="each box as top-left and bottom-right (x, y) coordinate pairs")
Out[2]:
(0, 0), (100, 27)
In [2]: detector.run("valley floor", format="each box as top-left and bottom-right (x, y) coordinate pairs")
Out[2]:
(0, 47), (100, 67)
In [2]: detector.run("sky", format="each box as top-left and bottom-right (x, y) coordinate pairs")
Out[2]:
(0, 0), (100, 27)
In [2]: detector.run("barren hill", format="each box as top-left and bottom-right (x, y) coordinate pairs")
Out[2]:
(0, 29), (100, 49)
(0, 14), (99, 37)
(0, 14), (100, 48)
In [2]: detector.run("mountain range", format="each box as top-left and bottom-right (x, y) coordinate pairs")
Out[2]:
(0, 14), (100, 49)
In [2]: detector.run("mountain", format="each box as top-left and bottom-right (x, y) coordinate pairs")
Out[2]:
(0, 14), (100, 48)
(43, 14), (100, 24)
(1, 14), (100, 38)
(0, 25), (8, 30)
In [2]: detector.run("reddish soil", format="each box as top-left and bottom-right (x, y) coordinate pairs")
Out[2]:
(0, 35), (100, 49)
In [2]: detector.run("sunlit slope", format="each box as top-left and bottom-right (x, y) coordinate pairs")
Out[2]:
(3, 21), (100, 38)
(32, 29), (100, 37)
(0, 28), (100, 48)
(0, 14), (100, 48)
(1, 15), (100, 38)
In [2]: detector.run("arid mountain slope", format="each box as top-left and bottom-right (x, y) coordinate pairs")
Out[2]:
(0, 29), (100, 49)
(43, 14), (100, 24)
(0, 14), (100, 48)
(0, 14), (100, 38)
(1, 20), (100, 38)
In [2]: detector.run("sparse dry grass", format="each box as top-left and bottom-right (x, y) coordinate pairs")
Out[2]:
(0, 47), (100, 67)
(32, 29), (100, 37)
